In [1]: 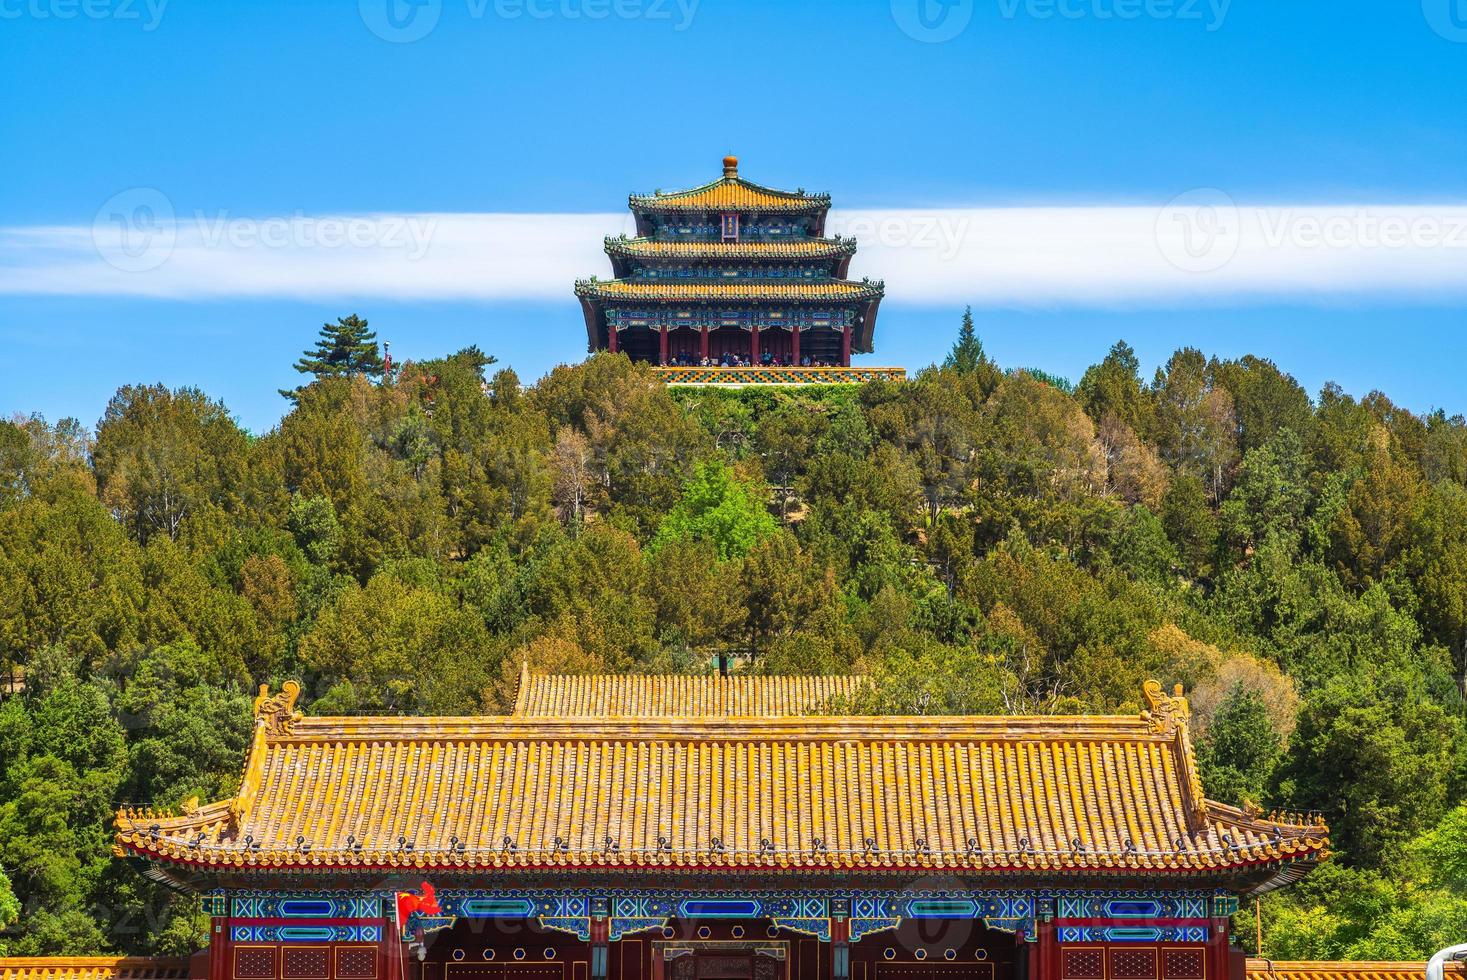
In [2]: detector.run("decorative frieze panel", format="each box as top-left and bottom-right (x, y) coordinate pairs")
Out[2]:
(606, 307), (855, 332)
(1056, 928), (1208, 944)
(232, 925), (383, 943)
(231, 893), (382, 920)
(215, 886), (1229, 950)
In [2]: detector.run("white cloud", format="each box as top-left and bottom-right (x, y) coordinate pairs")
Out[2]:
(2, 202), (1466, 307)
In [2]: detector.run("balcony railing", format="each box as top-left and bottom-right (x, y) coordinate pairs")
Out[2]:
(652, 366), (907, 386)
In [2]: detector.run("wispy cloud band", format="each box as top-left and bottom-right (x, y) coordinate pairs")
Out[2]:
(3, 200), (1466, 307)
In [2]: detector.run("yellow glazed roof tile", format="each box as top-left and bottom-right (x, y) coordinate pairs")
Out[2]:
(116, 676), (1327, 887)
(575, 280), (883, 302)
(630, 174), (829, 214)
(0, 960), (189, 980)
(606, 237), (856, 260)
(513, 672), (865, 717)
(1247, 964), (1466, 980)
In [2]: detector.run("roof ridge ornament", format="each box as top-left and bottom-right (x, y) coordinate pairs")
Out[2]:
(1141, 679), (1191, 736)
(253, 681), (303, 736)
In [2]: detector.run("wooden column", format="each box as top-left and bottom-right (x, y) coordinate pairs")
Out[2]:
(1209, 915), (1232, 980)
(700, 326), (710, 362)
(659, 327), (669, 365)
(209, 915), (230, 980)
(790, 326), (800, 365)
(1036, 913), (1058, 980)
(830, 918), (849, 980)
(751, 326), (761, 364)
(607, 325), (618, 354)
(383, 903), (404, 980)
(840, 325), (852, 366)
(590, 917), (610, 980)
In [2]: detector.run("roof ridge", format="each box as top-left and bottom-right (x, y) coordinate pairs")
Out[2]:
(632, 174), (830, 204)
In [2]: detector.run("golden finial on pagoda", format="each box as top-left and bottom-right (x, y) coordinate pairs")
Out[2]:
(723, 155), (739, 178)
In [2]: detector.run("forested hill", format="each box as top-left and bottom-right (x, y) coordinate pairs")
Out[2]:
(1, 320), (1465, 959)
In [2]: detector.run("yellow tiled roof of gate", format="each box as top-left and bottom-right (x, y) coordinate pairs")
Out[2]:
(513, 672), (864, 717)
(575, 280), (882, 302)
(114, 677), (1327, 889)
(1246, 963), (1466, 980)
(0, 959), (189, 980)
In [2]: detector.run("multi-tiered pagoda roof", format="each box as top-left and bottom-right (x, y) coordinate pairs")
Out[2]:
(576, 157), (900, 385)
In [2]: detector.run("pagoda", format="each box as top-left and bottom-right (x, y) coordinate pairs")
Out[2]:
(576, 156), (904, 385)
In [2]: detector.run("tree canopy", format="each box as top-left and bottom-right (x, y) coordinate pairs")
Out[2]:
(0, 311), (1464, 957)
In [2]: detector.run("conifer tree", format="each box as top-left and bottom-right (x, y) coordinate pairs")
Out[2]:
(943, 306), (987, 375)
(281, 314), (385, 399)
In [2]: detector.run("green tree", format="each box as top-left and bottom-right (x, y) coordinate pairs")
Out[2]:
(0, 865), (19, 954)
(847, 638), (1010, 716)
(283, 314), (385, 398)
(1282, 675), (1463, 868)
(1111, 504), (1177, 585)
(92, 385), (249, 543)
(1219, 429), (1312, 559)
(533, 354), (709, 535)
(1160, 472), (1218, 578)
(652, 460), (777, 561)
(1406, 480), (1467, 695)
(753, 398), (826, 524)
(942, 307), (998, 391)
(300, 571), (497, 714)
(739, 531), (837, 661)
(1210, 355), (1313, 456)
(1078, 340), (1152, 434)
(866, 367), (982, 525)
(1195, 684), (1282, 806)
(1151, 348), (1239, 499)
(1328, 447), (1423, 587)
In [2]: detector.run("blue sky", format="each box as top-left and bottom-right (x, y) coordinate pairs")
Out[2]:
(2, 0), (1466, 433)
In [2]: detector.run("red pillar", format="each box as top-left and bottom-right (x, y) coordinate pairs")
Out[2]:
(840, 326), (851, 366)
(1209, 916), (1232, 980)
(1036, 915), (1058, 980)
(383, 902), (406, 980)
(607, 325), (618, 354)
(831, 918), (849, 980)
(790, 327), (800, 365)
(659, 327), (669, 365)
(750, 326), (760, 364)
(700, 326), (710, 362)
(209, 915), (229, 980)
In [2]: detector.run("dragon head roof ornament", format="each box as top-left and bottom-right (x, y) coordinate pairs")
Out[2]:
(252, 681), (302, 737)
(1141, 679), (1192, 736)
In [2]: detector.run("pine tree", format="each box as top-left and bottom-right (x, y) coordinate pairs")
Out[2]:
(943, 306), (987, 375)
(281, 315), (385, 399)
